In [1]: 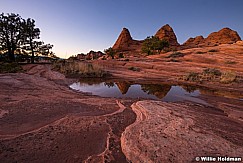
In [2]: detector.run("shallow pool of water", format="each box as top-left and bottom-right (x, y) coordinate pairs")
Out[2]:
(69, 81), (208, 105)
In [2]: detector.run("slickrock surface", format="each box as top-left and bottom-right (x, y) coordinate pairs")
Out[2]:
(0, 65), (136, 162)
(121, 101), (243, 163)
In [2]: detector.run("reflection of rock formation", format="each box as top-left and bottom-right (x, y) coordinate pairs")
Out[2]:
(104, 82), (115, 88)
(181, 85), (198, 93)
(141, 84), (171, 99)
(79, 78), (104, 85)
(116, 81), (131, 94)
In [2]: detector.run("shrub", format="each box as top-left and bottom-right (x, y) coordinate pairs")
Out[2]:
(142, 36), (169, 55)
(118, 53), (124, 58)
(195, 51), (206, 54)
(182, 68), (237, 84)
(166, 51), (185, 58)
(128, 67), (140, 71)
(208, 49), (219, 52)
(0, 62), (23, 73)
(167, 59), (180, 62)
(220, 71), (237, 84)
(104, 47), (116, 59)
(225, 61), (237, 64)
(101, 56), (107, 60)
(184, 72), (200, 81)
(203, 68), (222, 76)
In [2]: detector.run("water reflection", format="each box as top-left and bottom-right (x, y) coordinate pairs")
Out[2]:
(141, 84), (171, 99)
(70, 79), (212, 105)
(180, 85), (198, 93)
(115, 81), (131, 94)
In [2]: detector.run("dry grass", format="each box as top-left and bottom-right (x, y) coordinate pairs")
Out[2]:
(53, 61), (111, 77)
(225, 60), (237, 65)
(165, 51), (185, 58)
(220, 71), (237, 84)
(0, 62), (23, 73)
(183, 72), (200, 81)
(183, 68), (237, 84)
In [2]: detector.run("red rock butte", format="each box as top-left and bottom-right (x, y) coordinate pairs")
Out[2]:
(112, 28), (142, 51)
(183, 27), (241, 48)
(154, 24), (180, 46)
(112, 24), (242, 51)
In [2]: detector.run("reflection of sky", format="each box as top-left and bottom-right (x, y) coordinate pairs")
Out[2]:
(162, 86), (208, 105)
(69, 82), (209, 105)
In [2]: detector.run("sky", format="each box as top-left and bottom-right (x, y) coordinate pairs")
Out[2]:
(1, 0), (243, 58)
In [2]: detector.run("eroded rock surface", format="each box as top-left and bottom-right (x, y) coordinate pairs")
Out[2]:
(0, 65), (136, 163)
(182, 27), (241, 48)
(155, 24), (180, 47)
(112, 28), (142, 51)
(121, 101), (243, 163)
(205, 27), (241, 45)
(182, 35), (205, 48)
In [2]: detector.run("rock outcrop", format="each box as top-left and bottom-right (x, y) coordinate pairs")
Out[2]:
(121, 101), (243, 162)
(182, 36), (205, 48)
(155, 24), (180, 46)
(112, 28), (142, 51)
(112, 26), (241, 52)
(205, 27), (241, 46)
(182, 27), (241, 48)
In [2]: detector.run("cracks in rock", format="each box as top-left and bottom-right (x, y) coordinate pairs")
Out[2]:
(84, 100), (136, 163)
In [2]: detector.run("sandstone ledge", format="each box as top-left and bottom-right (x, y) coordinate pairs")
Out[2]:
(121, 101), (243, 162)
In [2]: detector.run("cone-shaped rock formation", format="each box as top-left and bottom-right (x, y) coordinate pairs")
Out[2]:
(155, 24), (180, 46)
(113, 28), (133, 49)
(112, 28), (142, 51)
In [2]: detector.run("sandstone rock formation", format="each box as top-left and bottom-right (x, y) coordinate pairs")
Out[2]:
(155, 24), (180, 46)
(112, 26), (241, 52)
(112, 28), (142, 51)
(235, 40), (243, 46)
(182, 27), (241, 48)
(76, 51), (105, 60)
(205, 27), (241, 45)
(182, 35), (205, 48)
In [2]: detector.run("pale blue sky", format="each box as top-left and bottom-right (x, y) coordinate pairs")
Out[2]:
(1, 0), (242, 58)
